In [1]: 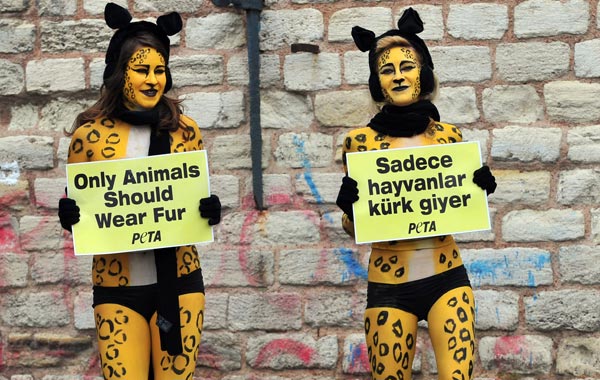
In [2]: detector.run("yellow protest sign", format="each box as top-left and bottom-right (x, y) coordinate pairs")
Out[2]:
(346, 141), (490, 244)
(66, 150), (212, 255)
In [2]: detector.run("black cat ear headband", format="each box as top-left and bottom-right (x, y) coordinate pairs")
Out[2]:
(103, 2), (182, 91)
(351, 8), (435, 101)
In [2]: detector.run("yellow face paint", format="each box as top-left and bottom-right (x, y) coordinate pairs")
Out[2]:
(123, 47), (167, 110)
(377, 46), (421, 106)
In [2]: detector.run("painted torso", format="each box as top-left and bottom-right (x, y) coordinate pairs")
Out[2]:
(68, 114), (204, 286)
(342, 120), (464, 284)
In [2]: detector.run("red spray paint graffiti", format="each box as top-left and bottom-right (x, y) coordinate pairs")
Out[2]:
(253, 338), (315, 368)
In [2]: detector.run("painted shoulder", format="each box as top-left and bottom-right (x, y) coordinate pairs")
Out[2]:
(428, 121), (463, 144)
(179, 114), (198, 129)
(68, 116), (129, 163)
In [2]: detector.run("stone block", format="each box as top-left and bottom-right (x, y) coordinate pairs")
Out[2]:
(169, 55), (224, 88)
(1, 291), (70, 327)
(210, 135), (269, 170)
(496, 42), (570, 82)
(26, 59), (85, 94)
(41, 20), (110, 53)
(186, 13), (245, 50)
(305, 289), (365, 328)
(227, 54), (280, 87)
(0, 252), (29, 288)
(558, 245), (600, 285)
(328, 7), (392, 42)
(344, 50), (369, 85)
(259, 9), (323, 51)
(198, 331), (242, 371)
(228, 293), (302, 331)
(479, 335), (553, 374)
(525, 290), (600, 331)
(0, 20), (35, 53)
(279, 248), (366, 285)
(430, 46), (492, 83)
(567, 125), (600, 162)
(182, 90), (245, 129)
(473, 290), (519, 330)
(502, 209), (584, 242)
(556, 337), (600, 376)
(482, 86), (543, 123)
(491, 126), (561, 162)
(314, 90), (375, 127)
(545, 81), (600, 123)
(274, 132), (333, 168)
(200, 249), (274, 287)
(0, 136), (54, 170)
(558, 169), (600, 204)
(261, 90), (313, 130)
(462, 247), (553, 287)
(515, 0), (589, 37)
(217, 211), (321, 246)
(295, 172), (344, 204)
(447, 4), (508, 40)
(434, 86), (479, 124)
(283, 53), (341, 91)
(0, 59), (24, 95)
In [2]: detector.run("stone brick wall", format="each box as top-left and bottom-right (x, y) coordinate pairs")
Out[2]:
(1, 0), (599, 379)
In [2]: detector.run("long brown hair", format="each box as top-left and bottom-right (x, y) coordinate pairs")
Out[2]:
(66, 31), (182, 136)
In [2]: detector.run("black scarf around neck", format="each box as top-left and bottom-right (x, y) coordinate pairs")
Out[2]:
(115, 105), (182, 355)
(368, 101), (440, 137)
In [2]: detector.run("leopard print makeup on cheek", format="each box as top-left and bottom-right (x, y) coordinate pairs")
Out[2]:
(123, 47), (167, 110)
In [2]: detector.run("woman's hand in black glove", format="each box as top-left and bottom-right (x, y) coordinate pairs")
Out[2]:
(199, 194), (222, 226)
(58, 198), (80, 232)
(473, 165), (497, 195)
(336, 176), (359, 221)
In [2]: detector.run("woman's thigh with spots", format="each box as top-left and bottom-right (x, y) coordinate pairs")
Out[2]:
(427, 286), (475, 380)
(94, 303), (151, 379)
(151, 292), (205, 380)
(364, 307), (418, 380)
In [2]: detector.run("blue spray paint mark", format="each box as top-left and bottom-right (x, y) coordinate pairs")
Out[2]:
(335, 247), (368, 280)
(291, 135), (363, 281)
(292, 135), (324, 205)
(464, 259), (500, 286)
(526, 252), (551, 270)
(348, 342), (366, 370)
(526, 253), (550, 287)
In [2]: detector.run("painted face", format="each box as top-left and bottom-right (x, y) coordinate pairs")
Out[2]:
(377, 46), (421, 106)
(122, 47), (167, 110)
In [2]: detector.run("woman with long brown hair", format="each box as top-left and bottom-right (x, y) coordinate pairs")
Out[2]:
(58, 3), (220, 379)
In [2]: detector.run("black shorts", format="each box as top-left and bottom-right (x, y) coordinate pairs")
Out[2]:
(92, 269), (204, 322)
(367, 265), (471, 321)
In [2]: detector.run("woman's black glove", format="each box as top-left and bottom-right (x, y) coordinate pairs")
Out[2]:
(473, 165), (497, 195)
(336, 176), (359, 221)
(199, 194), (221, 226)
(58, 198), (80, 232)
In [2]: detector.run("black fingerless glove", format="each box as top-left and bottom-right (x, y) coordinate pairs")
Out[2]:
(336, 176), (359, 221)
(473, 165), (497, 195)
(58, 197), (80, 232)
(199, 194), (222, 226)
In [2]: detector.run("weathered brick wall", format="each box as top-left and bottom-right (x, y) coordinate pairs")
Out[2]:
(1, 0), (599, 379)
